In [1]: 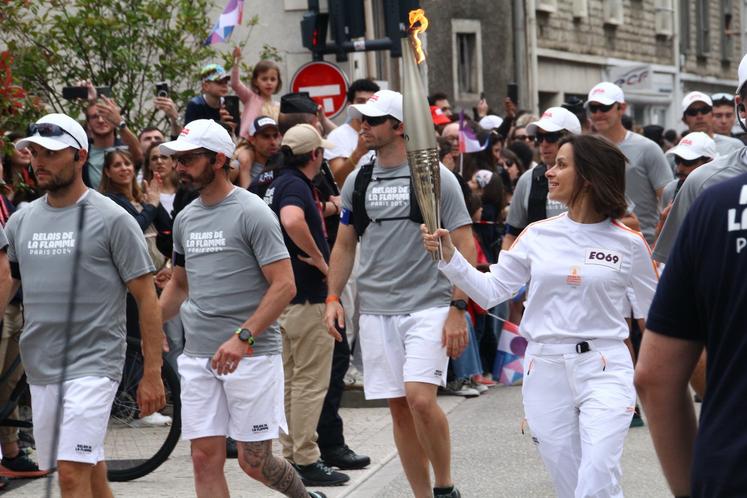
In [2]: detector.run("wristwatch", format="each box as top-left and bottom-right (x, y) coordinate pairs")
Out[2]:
(449, 299), (468, 311)
(117, 119), (127, 130)
(235, 327), (255, 347)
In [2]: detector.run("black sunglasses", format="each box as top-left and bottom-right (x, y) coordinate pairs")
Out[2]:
(674, 156), (705, 167)
(534, 132), (564, 144)
(684, 106), (712, 117)
(588, 102), (616, 114)
(174, 151), (215, 166)
(361, 115), (391, 127)
(28, 123), (83, 149)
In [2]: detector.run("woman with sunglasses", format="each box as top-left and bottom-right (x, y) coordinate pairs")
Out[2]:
(422, 134), (658, 498)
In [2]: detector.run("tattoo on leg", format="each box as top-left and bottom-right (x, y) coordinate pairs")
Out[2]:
(242, 441), (308, 498)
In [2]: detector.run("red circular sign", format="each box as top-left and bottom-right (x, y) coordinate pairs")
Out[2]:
(290, 61), (350, 119)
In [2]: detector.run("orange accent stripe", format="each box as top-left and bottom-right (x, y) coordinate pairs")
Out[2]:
(611, 220), (659, 279)
(508, 213), (566, 251)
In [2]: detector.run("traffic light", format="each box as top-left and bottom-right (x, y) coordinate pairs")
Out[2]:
(300, 11), (328, 53)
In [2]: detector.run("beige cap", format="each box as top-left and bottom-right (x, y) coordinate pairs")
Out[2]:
(281, 124), (335, 155)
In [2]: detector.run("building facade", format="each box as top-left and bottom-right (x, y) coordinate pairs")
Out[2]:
(521, 0), (743, 130)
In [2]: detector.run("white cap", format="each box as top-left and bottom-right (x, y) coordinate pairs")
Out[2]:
(281, 124), (335, 154)
(348, 90), (403, 122)
(526, 107), (581, 135)
(16, 113), (89, 152)
(738, 53), (747, 94)
(587, 82), (625, 105)
(666, 132), (716, 161)
(479, 115), (504, 131)
(160, 119), (235, 158)
(681, 91), (713, 114)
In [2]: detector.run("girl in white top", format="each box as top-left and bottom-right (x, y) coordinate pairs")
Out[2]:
(422, 135), (658, 498)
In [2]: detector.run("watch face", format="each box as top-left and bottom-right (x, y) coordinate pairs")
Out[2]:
(452, 299), (468, 310)
(239, 329), (251, 341)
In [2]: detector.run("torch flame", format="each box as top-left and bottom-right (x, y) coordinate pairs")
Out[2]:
(408, 9), (428, 64)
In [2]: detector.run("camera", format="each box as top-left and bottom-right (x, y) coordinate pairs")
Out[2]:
(155, 82), (169, 98)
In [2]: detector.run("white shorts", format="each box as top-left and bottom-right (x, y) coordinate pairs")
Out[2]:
(359, 306), (449, 399)
(178, 354), (287, 442)
(30, 376), (119, 470)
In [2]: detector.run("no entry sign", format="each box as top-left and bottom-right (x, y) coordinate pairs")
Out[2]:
(290, 61), (350, 119)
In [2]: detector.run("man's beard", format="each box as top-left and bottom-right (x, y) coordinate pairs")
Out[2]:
(38, 166), (76, 193)
(178, 165), (216, 192)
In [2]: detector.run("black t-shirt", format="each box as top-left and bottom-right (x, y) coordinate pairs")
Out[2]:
(184, 95), (221, 125)
(646, 172), (747, 497)
(312, 161), (340, 248)
(267, 168), (330, 304)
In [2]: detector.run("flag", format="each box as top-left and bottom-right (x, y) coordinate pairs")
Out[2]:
(458, 111), (488, 153)
(204, 0), (244, 46)
(492, 320), (527, 386)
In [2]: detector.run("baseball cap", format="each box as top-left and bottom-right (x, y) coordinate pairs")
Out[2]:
(666, 132), (716, 161)
(479, 115), (504, 131)
(200, 64), (230, 82)
(430, 105), (450, 126)
(737, 53), (747, 94)
(159, 119), (235, 157)
(587, 82), (625, 105)
(349, 90), (403, 122)
(16, 113), (89, 152)
(249, 116), (279, 136)
(281, 124), (334, 155)
(681, 91), (712, 113)
(526, 107), (582, 135)
(280, 92), (318, 115)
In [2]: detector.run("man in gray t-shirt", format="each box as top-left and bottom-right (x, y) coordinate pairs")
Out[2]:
(158, 119), (320, 498)
(588, 82), (673, 245)
(6, 113), (164, 493)
(324, 90), (474, 498)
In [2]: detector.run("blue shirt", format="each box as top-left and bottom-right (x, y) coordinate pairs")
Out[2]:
(647, 172), (747, 497)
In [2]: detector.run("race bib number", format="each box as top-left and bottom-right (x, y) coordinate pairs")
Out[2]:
(584, 248), (622, 271)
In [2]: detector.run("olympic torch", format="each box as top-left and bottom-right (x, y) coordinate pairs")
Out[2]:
(402, 9), (442, 261)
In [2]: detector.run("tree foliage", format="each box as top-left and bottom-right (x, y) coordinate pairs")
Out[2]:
(0, 0), (277, 135)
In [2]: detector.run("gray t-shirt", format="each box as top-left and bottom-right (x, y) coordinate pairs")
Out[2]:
(713, 133), (744, 156)
(660, 179), (678, 209)
(341, 161), (472, 314)
(87, 146), (106, 188)
(653, 147), (747, 262)
(251, 162), (265, 183)
(6, 190), (155, 385)
(506, 164), (566, 230)
(618, 132), (674, 245)
(173, 187), (289, 357)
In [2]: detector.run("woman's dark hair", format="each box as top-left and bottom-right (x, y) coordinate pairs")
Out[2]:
(507, 140), (533, 172)
(465, 192), (482, 217)
(280, 145), (318, 169)
(251, 60), (282, 95)
(2, 132), (24, 185)
(558, 134), (627, 219)
(437, 136), (453, 161)
(481, 171), (506, 213)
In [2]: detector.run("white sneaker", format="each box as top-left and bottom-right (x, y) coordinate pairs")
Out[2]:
(467, 379), (488, 394)
(344, 365), (364, 388)
(132, 412), (172, 427)
(441, 380), (480, 398)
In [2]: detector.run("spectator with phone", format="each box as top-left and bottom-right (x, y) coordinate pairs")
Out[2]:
(184, 64), (236, 135)
(154, 91), (182, 140)
(231, 46), (282, 139)
(82, 88), (145, 189)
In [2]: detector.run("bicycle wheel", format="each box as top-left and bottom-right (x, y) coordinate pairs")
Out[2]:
(106, 338), (181, 482)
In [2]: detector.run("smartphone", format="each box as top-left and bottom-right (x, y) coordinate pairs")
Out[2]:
(155, 82), (169, 98)
(223, 95), (240, 123)
(507, 82), (519, 104)
(96, 86), (112, 98)
(62, 86), (89, 100)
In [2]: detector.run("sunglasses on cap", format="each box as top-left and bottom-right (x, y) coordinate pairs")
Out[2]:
(674, 156), (706, 167)
(684, 106), (712, 117)
(534, 132), (564, 144)
(588, 102), (616, 114)
(711, 93), (734, 104)
(361, 115), (394, 127)
(28, 123), (83, 149)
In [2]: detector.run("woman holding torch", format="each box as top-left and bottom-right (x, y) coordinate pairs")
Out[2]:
(422, 134), (658, 498)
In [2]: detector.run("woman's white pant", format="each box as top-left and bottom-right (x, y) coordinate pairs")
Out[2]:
(522, 341), (635, 498)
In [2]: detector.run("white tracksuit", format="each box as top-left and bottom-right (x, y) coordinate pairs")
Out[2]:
(440, 213), (658, 498)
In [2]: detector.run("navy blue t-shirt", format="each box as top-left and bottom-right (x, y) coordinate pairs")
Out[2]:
(647, 172), (747, 497)
(184, 95), (221, 125)
(265, 167), (330, 304)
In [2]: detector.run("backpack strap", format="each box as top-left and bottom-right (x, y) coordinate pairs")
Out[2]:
(527, 163), (549, 225)
(352, 160), (375, 238)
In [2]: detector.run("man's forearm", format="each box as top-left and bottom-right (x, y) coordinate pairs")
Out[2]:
(284, 220), (325, 263)
(159, 280), (188, 322)
(136, 291), (165, 374)
(121, 127), (144, 163)
(327, 241), (356, 296)
(241, 278), (295, 336)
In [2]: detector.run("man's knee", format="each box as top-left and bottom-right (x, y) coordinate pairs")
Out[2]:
(405, 386), (438, 418)
(191, 439), (226, 478)
(57, 460), (92, 491)
(237, 440), (271, 481)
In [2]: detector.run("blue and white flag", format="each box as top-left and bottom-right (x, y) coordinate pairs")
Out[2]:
(204, 0), (244, 46)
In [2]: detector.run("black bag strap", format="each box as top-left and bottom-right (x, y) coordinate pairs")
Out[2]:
(527, 164), (549, 225)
